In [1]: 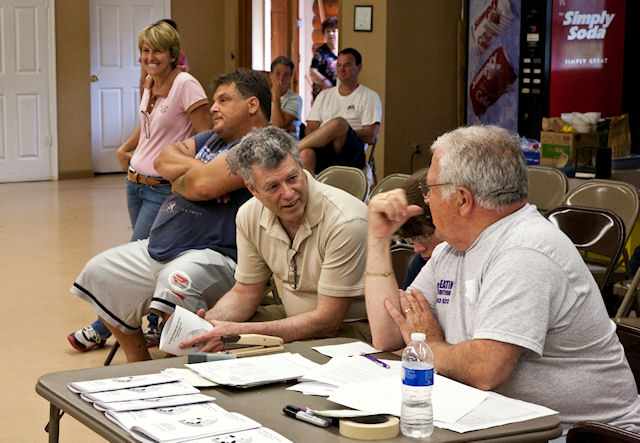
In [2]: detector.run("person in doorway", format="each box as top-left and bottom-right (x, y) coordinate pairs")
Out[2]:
(269, 56), (303, 140)
(310, 17), (338, 101)
(66, 23), (212, 353)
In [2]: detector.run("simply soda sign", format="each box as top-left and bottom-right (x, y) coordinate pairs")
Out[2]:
(549, 0), (626, 117)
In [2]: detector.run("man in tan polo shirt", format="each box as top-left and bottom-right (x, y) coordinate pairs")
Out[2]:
(179, 126), (370, 352)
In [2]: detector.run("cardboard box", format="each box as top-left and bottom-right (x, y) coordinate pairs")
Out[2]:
(540, 131), (608, 167)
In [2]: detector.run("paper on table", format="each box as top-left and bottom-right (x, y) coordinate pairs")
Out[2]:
(187, 427), (293, 443)
(159, 306), (213, 356)
(161, 368), (217, 388)
(435, 391), (558, 433)
(286, 381), (337, 396)
(300, 355), (399, 387)
(129, 411), (261, 443)
(81, 381), (200, 403)
(105, 402), (228, 431)
(68, 373), (181, 394)
(312, 341), (379, 357)
(93, 393), (215, 412)
(326, 373), (488, 423)
(186, 352), (319, 387)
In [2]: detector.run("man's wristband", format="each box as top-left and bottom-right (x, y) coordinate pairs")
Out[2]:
(365, 270), (393, 277)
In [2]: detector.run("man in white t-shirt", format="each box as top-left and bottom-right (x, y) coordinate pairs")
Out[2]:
(298, 48), (381, 175)
(365, 125), (640, 434)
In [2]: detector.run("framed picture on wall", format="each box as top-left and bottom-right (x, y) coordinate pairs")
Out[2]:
(354, 5), (373, 32)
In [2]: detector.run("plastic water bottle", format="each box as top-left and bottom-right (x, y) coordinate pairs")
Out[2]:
(401, 332), (434, 438)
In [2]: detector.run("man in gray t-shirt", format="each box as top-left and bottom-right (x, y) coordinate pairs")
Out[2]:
(365, 125), (640, 434)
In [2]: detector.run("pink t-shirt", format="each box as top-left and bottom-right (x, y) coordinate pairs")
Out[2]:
(130, 71), (208, 176)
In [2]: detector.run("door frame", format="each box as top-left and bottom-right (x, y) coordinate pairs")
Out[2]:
(49, 0), (59, 180)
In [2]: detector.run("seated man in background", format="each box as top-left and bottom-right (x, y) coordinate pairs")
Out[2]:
(179, 126), (370, 353)
(297, 48), (381, 175)
(393, 169), (443, 290)
(269, 56), (303, 140)
(365, 125), (640, 434)
(70, 69), (271, 362)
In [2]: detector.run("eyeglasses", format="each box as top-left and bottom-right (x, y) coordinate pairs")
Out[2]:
(142, 111), (151, 139)
(417, 181), (453, 199)
(287, 247), (299, 290)
(410, 233), (434, 245)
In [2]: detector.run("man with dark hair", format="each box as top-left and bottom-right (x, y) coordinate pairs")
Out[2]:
(269, 56), (302, 139)
(298, 47), (381, 176)
(365, 125), (640, 435)
(179, 126), (370, 353)
(70, 69), (271, 362)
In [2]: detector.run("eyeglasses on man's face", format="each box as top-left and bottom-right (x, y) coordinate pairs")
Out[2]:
(287, 247), (299, 290)
(417, 181), (453, 199)
(410, 233), (434, 245)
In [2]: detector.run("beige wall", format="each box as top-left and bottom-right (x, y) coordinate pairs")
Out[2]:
(384, 0), (463, 174)
(55, 0), (92, 179)
(172, 0), (230, 102)
(338, 0), (461, 176)
(339, 0), (388, 175)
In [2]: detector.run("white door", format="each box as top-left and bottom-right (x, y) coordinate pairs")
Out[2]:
(90, 0), (167, 173)
(0, 0), (55, 182)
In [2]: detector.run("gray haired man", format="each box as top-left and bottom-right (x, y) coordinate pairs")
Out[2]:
(180, 126), (370, 352)
(365, 125), (640, 434)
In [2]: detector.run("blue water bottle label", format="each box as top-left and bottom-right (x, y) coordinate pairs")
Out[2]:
(402, 367), (434, 387)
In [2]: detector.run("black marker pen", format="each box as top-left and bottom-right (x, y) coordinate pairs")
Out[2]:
(283, 405), (330, 427)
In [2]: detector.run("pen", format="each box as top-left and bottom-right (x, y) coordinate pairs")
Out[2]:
(283, 405), (330, 427)
(187, 352), (237, 363)
(364, 353), (390, 369)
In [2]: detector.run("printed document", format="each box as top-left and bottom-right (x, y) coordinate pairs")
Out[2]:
(186, 352), (319, 387)
(81, 381), (199, 403)
(160, 305), (214, 356)
(128, 411), (261, 443)
(93, 393), (215, 412)
(68, 373), (180, 394)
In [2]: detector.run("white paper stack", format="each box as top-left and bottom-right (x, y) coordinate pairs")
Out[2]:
(68, 373), (181, 394)
(67, 372), (291, 442)
(186, 352), (320, 387)
(290, 343), (558, 434)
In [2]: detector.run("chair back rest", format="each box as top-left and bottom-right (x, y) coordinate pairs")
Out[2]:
(567, 420), (640, 442)
(368, 173), (410, 201)
(545, 206), (626, 290)
(390, 243), (415, 285)
(563, 179), (639, 243)
(616, 322), (640, 393)
(367, 136), (378, 186)
(527, 166), (568, 212)
(315, 166), (368, 201)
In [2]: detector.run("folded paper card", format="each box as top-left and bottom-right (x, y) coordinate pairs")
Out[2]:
(160, 305), (213, 356)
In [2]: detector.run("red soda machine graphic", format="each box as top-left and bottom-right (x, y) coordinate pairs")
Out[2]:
(466, 0), (626, 141)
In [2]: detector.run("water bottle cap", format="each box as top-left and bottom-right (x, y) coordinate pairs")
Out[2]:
(410, 332), (426, 341)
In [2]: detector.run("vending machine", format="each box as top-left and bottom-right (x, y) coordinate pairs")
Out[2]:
(466, 0), (627, 141)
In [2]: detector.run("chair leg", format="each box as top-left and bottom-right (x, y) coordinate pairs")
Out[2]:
(616, 268), (640, 321)
(104, 341), (120, 366)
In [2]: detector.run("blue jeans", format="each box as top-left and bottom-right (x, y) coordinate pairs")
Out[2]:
(90, 179), (170, 339)
(126, 179), (171, 241)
